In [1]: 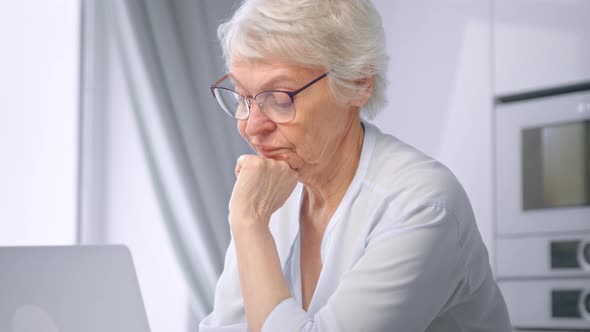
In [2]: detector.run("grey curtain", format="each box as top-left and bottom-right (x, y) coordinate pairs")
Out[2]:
(80, 0), (246, 320)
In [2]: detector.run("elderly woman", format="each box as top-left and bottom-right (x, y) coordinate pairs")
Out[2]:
(200, 0), (511, 331)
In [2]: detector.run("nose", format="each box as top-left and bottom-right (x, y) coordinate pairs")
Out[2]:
(244, 100), (276, 137)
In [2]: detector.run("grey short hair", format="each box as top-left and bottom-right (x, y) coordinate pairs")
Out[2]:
(218, 0), (389, 118)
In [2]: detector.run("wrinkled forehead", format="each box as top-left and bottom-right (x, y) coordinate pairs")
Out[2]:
(228, 58), (323, 92)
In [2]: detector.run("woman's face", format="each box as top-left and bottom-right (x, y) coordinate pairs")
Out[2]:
(229, 60), (360, 179)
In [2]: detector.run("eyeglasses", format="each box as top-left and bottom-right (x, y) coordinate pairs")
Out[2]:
(210, 72), (328, 123)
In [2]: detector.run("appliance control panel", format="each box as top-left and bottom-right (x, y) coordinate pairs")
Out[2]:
(500, 280), (590, 329)
(497, 235), (590, 278)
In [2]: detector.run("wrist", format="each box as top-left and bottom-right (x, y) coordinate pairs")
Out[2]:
(229, 209), (271, 229)
(230, 218), (271, 242)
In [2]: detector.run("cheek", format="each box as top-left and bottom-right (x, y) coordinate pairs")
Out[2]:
(290, 131), (320, 160)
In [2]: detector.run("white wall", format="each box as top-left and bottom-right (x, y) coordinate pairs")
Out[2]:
(0, 0), (80, 245)
(372, 0), (495, 264)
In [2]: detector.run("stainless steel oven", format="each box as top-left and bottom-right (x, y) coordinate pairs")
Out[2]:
(495, 83), (590, 330)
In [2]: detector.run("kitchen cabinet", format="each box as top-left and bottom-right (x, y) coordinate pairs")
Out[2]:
(494, 0), (590, 95)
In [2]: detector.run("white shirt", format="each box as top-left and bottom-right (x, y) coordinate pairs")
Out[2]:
(200, 122), (512, 332)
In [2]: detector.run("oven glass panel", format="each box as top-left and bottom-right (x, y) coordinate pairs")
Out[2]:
(522, 120), (590, 210)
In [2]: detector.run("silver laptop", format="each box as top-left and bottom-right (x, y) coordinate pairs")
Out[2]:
(0, 245), (151, 332)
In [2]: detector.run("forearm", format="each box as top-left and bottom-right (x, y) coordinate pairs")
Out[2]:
(231, 218), (291, 332)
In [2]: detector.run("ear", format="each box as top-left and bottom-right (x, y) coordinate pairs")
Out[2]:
(350, 75), (375, 107)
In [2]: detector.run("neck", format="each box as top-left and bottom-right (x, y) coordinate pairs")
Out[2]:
(300, 117), (365, 228)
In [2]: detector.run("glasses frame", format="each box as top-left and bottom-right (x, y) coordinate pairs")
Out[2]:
(210, 72), (328, 122)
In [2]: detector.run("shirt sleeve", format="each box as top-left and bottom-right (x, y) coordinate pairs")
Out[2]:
(199, 239), (248, 332)
(261, 203), (463, 332)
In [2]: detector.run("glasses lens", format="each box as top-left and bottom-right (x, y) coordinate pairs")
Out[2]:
(256, 92), (295, 123)
(213, 88), (248, 119)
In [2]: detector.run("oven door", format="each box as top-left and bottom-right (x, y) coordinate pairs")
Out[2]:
(496, 90), (590, 236)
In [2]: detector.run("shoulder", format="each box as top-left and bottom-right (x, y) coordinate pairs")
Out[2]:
(362, 123), (475, 230)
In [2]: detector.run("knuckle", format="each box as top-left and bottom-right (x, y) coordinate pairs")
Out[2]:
(252, 157), (264, 167)
(239, 155), (256, 165)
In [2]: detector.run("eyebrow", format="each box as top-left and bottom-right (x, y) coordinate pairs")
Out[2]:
(227, 73), (300, 94)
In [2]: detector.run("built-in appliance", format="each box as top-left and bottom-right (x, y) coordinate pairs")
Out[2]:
(495, 82), (590, 331)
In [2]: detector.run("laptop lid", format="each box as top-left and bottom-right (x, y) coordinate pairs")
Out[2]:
(0, 245), (151, 332)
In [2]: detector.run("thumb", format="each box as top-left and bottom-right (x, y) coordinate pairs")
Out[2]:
(235, 155), (248, 178)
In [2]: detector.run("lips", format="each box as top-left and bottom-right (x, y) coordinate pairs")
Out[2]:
(254, 144), (284, 157)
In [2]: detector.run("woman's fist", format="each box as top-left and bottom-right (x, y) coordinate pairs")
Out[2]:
(229, 155), (298, 226)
